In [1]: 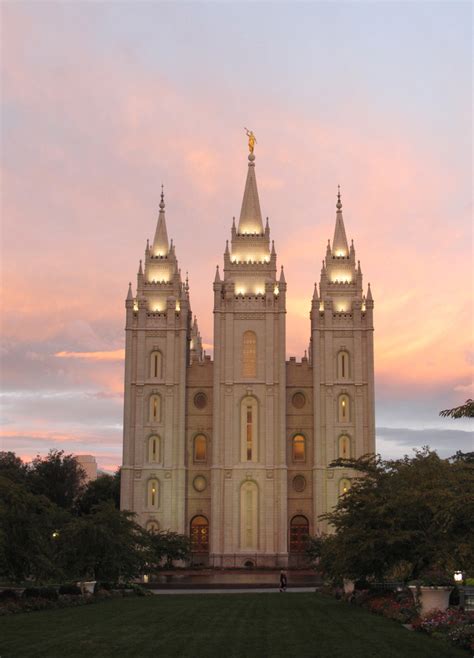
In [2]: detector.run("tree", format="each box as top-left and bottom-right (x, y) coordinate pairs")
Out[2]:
(75, 469), (121, 515)
(439, 399), (474, 419)
(314, 449), (474, 582)
(0, 451), (29, 484)
(0, 476), (68, 582)
(146, 530), (191, 571)
(29, 450), (86, 509)
(58, 501), (148, 581)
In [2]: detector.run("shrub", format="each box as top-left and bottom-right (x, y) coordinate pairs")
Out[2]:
(0, 589), (18, 601)
(58, 584), (82, 596)
(22, 587), (58, 601)
(413, 608), (474, 651)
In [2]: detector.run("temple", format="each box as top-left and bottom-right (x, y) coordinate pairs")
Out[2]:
(121, 151), (375, 567)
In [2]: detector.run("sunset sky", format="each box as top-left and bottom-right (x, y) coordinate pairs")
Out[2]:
(1, 2), (472, 471)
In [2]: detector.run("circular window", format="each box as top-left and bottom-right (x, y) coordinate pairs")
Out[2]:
(292, 392), (306, 409)
(293, 475), (306, 493)
(193, 475), (207, 492)
(194, 392), (207, 409)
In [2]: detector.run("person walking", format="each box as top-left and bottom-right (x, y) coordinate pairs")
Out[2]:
(279, 569), (287, 592)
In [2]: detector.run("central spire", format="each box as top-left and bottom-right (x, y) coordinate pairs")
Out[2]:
(238, 153), (264, 235)
(332, 185), (349, 257)
(152, 185), (169, 257)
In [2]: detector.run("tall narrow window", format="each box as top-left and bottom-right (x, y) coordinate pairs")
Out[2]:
(241, 397), (258, 462)
(338, 394), (350, 423)
(242, 331), (257, 378)
(339, 478), (351, 496)
(338, 435), (350, 459)
(149, 394), (161, 423)
(246, 406), (253, 460)
(337, 350), (350, 380)
(148, 435), (160, 462)
(150, 351), (162, 379)
(147, 479), (159, 510)
(193, 435), (207, 462)
(240, 481), (258, 550)
(292, 435), (306, 462)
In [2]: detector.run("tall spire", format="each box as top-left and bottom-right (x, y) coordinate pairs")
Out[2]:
(237, 154), (263, 235)
(152, 185), (169, 257)
(332, 185), (349, 257)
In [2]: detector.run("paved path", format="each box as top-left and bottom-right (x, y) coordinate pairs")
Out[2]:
(151, 587), (317, 594)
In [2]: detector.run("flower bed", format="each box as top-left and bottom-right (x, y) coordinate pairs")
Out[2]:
(412, 607), (474, 652)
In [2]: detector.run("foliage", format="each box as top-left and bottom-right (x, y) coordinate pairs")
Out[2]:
(440, 399), (474, 419)
(146, 530), (191, 570)
(75, 469), (121, 515)
(362, 591), (417, 624)
(29, 450), (86, 509)
(0, 452), (29, 484)
(57, 501), (148, 581)
(315, 448), (474, 582)
(0, 476), (67, 583)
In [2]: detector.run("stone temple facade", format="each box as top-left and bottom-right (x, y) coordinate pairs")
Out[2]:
(121, 152), (375, 567)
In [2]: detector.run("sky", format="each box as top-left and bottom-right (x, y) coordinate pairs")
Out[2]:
(1, 1), (472, 472)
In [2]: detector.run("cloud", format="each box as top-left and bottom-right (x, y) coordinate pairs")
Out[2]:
(376, 426), (473, 460)
(55, 349), (125, 361)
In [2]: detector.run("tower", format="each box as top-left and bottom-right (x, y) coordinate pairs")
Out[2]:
(311, 187), (375, 530)
(121, 189), (192, 534)
(211, 151), (288, 567)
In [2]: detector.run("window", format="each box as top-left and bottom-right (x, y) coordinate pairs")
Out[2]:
(339, 478), (351, 496)
(242, 331), (257, 378)
(240, 481), (258, 550)
(292, 392), (306, 409)
(148, 435), (160, 463)
(194, 392), (207, 409)
(292, 475), (306, 493)
(338, 350), (350, 380)
(338, 435), (351, 459)
(241, 397), (258, 462)
(150, 351), (162, 379)
(147, 479), (159, 510)
(292, 434), (306, 462)
(146, 520), (160, 533)
(149, 394), (161, 423)
(190, 516), (209, 551)
(193, 435), (207, 462)
(290, 516), (309, 553)
(338, 394), (350, 423)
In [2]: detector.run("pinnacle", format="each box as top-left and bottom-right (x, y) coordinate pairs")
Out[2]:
(237, 156), (263, 235)
(153, 187), (169, 257)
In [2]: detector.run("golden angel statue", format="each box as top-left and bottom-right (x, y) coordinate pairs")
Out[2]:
(244, 128), (257, 154)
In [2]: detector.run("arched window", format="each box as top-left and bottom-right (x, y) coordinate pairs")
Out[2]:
(290, 515), (309, 553)
(190, 515), (209, 552)
(338, 350), (350, 380)
(338, 394), (350, 423)
(150, 351), (163, 379)
(146, 520), (160, 534)
(292, 434), (306, 462)
(242, 331), (257, 378)
(149, 394), (161, 423)
(240, 481), (258, 550)
(148, 435), (161, 463)
(240, 396), (258, 462)
(338, 435), (351, 459)
(147, 479), (159, 510)
(193, 434), (207, 462)
(339, 478), (351, 496)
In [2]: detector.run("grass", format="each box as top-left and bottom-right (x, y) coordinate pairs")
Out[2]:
(0, 593), (467, 658)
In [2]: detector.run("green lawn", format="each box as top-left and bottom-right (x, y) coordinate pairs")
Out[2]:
(0, 593), (467, 658)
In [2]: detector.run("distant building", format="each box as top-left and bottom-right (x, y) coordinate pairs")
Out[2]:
(121, 150), (375, 567)
(76, 454), (98, 482)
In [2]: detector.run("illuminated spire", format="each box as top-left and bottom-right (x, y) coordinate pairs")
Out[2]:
(126, 282), (133, 301)
(237, 153), (263, 235)
(332, 185), (349, 257)
(152, 185), (169, 257)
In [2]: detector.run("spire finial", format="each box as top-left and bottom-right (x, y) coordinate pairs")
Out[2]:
(336, 185), (342, 211)
(159, 184), (165, 211)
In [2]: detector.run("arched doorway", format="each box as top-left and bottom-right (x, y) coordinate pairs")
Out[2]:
(289, 515), (309, 553)
(190, 515), (209, 553)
